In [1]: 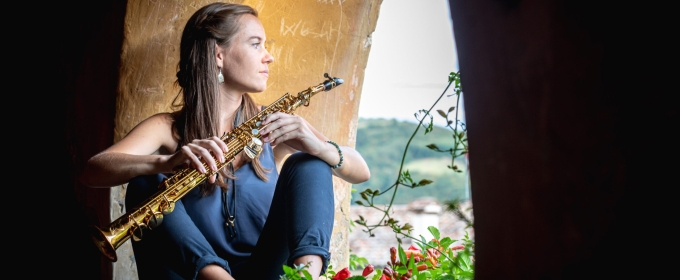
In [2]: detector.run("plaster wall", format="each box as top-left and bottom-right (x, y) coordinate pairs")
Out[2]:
(111, 0), (382, 278)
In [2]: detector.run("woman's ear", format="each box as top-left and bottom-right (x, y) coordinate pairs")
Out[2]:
(215, 43), (225, 68)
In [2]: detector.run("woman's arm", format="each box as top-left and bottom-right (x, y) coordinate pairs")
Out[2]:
(262, 113), (370, 184)
(79, 113), (229, 188)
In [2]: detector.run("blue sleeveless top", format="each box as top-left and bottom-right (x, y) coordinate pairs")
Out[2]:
(181, 142), (278, 266)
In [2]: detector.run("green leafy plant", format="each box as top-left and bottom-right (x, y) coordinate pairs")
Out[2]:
(281, 72), (473, 279)
(353, 71), (470, 225)
(279, 262), (314, 280)
(349, 253), (370, 271)
(313, 226), (474, 280)
(353, 71), (468, 232)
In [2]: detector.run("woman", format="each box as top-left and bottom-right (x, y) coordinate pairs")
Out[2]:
(80, 2), (370, 280)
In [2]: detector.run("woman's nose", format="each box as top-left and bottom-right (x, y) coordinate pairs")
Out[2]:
(264, 49), (274, 64)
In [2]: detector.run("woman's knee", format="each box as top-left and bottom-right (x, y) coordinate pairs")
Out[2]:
(281, 152), (332, 181)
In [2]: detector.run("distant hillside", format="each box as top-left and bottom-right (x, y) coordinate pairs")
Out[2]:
(353, 118), (469, 205)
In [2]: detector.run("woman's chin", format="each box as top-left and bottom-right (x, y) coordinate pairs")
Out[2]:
(250, 84), (268, 93)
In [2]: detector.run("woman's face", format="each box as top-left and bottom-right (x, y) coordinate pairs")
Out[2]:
(220, 14), (274, 94)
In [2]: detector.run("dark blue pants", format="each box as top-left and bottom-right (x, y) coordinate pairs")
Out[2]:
(125, 153), (335, 280)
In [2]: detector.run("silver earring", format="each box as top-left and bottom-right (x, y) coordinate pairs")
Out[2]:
(218, 68), (224, 84)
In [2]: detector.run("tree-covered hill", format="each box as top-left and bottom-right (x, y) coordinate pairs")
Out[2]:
(353, 118), (469, 205)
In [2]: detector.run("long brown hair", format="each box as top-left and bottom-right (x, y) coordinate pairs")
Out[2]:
(171, 2), (270, 195)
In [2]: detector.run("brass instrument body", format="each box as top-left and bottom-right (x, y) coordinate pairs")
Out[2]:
(90, 74), (343, 262)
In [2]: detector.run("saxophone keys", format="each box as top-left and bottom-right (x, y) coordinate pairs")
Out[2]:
(143, 206), (164, 229)
(244, 137), (263, 159)
(161, 201), (175, 215)
(160, 194), (176, 215)
(130, 221), (147, 242)
(147, 212), (164, 229)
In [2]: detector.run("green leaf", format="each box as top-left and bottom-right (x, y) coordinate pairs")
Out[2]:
(458, 271), (475, 278)
(429, 267), (443, 278)
(282, 265), (294, 276)
(417, 271), (431, 280)
(457, 249), (472, 270)
(448, 106), (455, 112)
(418, 179), (433, 186)
(437, 109), (447, 118)
(428, 226), (441, 240)
(439, 237), (454, 249)
(426, 122), (434, 134)
(301, 270), (313, 280)
(408, 253), (417, 271)
(371, 269), (383, 280)
(398, 245), (407, 267)
(346, 277), (366, 280)
(426, 143), (439, 150)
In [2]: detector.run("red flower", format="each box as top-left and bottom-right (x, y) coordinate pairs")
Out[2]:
(332, 267), (351, 280)
(390, 247), (397, 265)
(362, 264), (375, 276)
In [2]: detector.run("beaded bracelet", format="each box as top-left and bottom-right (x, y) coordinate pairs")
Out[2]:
(326, 140), (344, 169)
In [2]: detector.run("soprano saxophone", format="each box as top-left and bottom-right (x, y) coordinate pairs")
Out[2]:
(90, 73), (343, 262)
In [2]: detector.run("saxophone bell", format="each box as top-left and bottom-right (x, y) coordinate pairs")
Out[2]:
(89, 225), (120, 262)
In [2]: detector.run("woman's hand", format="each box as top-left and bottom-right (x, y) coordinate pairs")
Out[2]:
(164, 136), (229, 184)
(260, 112), (370, 184)
(259, 112), (325, 155)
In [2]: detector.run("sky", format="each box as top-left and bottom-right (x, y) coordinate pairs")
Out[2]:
(358, 0), (462, 128)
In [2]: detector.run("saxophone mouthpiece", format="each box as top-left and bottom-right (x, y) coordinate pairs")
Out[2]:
(323, 73), (344, 91)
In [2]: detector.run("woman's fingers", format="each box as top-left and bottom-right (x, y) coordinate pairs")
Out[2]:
(261, 113), (303, 144)
(208, 173), (218, 184)
(177, 137), (229, 174)
(265, 123), (300, 145)
(179, 145), (207, 173)
(208, 136), (229, 159)
(189, 143), (218, 170)
(198, 137), (227, 164)
(261, 111), (284, 126)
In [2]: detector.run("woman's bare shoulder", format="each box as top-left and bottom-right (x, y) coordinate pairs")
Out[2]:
(108, 112), (178, 155)
(131, 112), (175, 130)
(148, 112), (175, 122)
